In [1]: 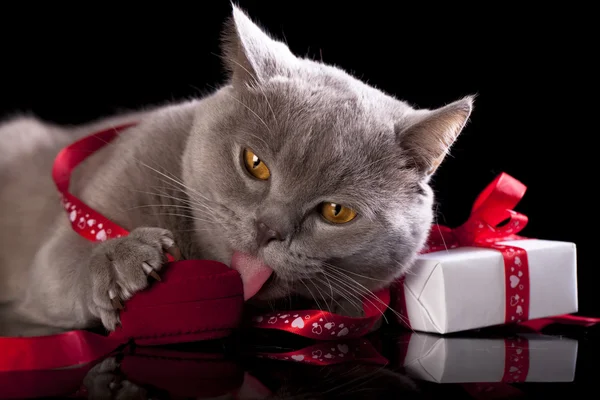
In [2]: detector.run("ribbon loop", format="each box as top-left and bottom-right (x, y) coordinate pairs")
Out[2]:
(470, 172), (527, 227)
(449, 174), (529, 247)
(410, 173), (533, 327)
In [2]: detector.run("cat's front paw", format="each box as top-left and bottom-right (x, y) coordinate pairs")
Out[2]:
(89, 227), (181, 331)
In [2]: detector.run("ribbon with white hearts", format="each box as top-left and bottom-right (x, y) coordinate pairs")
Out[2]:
(393, 173), (532, 327)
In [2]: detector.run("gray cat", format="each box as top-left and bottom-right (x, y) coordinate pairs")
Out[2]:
(0, 5), (473, 336)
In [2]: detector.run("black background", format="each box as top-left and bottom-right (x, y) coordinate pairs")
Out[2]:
(1, 2), (594, 314)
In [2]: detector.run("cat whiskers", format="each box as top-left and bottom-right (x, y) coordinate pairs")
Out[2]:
(312, 274), (357, 317)
(320, 262), (414, 328)
(150, 180), (216, 216)
(299, 279), (329, 317)
(307, 273), (365, 316)
(320, 269), (389, 323)
(322, 261), (390, 283)
(126, 189), (216, 222)
(139, 161), (216, 208)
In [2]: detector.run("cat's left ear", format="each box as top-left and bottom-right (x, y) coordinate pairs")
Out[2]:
(397, 96), (475, 177)
(221, 4), (297, 88)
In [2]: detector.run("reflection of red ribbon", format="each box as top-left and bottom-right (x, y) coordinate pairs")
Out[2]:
(395, 173), (532, 327)
(0, 347), (268, 400)
(252, 337), (388, 366)
(501, 337), (529, 383)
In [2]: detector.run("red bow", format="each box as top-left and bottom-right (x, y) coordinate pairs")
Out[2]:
(425, 173), (529, 253)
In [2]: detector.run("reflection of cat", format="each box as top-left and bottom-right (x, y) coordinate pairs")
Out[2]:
(83, 355), (423, 400)
(0, 4), (473, 334)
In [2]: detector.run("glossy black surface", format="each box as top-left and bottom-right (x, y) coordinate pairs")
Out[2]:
(0, 2), (595, 399)
(2, 322), (599, 399)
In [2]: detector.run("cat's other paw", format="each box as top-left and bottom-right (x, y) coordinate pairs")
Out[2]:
(88, 227), (181, 331)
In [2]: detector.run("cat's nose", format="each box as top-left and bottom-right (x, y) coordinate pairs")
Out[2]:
(255, 220), (284, 247)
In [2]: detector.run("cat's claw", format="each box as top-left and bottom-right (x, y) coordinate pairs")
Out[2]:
(88, 227), (179, 330)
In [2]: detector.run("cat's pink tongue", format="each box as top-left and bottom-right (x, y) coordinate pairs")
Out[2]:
(230, 252), (274, 300)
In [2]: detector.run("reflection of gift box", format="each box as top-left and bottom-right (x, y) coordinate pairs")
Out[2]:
(399, 332), (578, 383)
(392, 173), (578, 334)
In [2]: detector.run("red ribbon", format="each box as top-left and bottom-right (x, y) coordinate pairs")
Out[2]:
(428, 173), (532, 325)
(249, 289), (389, 340)
(0, 347), (268, 400)
(252, 337), (388, 366)
(52, 123), (134, 242)
(395, 173), (532, 327)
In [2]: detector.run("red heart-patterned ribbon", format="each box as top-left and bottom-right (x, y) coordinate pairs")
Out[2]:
(394, 173), (532, 326)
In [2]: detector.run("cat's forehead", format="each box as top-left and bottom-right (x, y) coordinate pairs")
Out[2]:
(234, 69), (420, 211)
(240, 67), (404, 150)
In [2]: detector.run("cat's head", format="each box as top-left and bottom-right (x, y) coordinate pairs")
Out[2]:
(183, 5), (473, 311)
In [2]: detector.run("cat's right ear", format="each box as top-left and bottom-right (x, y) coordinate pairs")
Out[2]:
(221, 4), (297, 89)
(397, 96), (475, 177)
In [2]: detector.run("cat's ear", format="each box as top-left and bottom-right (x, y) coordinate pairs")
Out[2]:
(398, 96), (475, 176)
(221, 4), (296, 88)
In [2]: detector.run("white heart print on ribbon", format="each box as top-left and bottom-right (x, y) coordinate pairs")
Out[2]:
(337, 327), (349, 337)
(509, 275), (520, 288)
(337, 344), (349, 354)
(514, 256), (522, 266)
(291, 355), (304, 361)
(510, 295), (520, 307)
(95, 229), (107, 241)
(312, 323), (323, 335)
(291, 317), (305, 329)
(516, 305), (523, 316)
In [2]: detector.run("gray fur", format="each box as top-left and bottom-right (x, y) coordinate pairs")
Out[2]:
(0, 5), (473, 335)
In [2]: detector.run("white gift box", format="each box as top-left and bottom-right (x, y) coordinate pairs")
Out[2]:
(395, 239), (578, 334)
(401, 332), (578, 383)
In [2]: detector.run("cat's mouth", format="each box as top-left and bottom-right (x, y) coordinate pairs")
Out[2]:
(230, 251), (274, 300)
